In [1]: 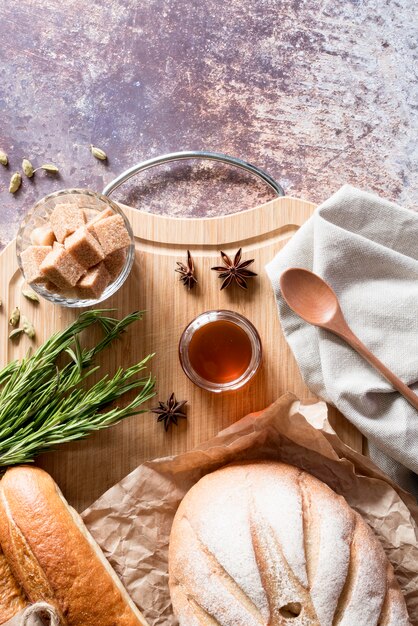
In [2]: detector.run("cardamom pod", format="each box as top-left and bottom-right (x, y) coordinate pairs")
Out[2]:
(0, 150), (8, 166)
(90, 145), (107, 161)
(9, 172), (22, 193)
(9, 307), (20, 326)
(22, 289), (40, 303)
(40, 163), (59, 173)
(22, 158), (34, 178)
(9, 328), (23, 340)
(22, 315), (36, 339)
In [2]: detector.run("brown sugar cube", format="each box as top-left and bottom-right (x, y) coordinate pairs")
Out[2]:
(43, 281), (77, 299)
(49, 204), (85, 243)
(103, 248), (127, 281)
(40, 242), (85, 289)
(82, 208), (99, 222)
(90, 215), (131, 255)
(76, 262), (111, 299)
(84, 207), (113, 226)
(30, 225), (56, 246)
(65, 226), (105, 269)
(20, 245), (52, 284)
(44, 280), (62, 293)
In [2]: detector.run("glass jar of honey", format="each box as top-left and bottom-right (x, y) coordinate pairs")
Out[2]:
(179, 310), (262, 392)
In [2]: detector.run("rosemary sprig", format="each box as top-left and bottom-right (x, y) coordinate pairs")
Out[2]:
(0, 310), (155, 467)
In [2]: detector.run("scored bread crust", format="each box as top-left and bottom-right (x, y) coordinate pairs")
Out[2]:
(168, 461), (410, 626)
(0, 466), (148, 626)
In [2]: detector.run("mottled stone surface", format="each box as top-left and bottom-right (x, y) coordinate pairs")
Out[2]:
(0, 0), (417, 249)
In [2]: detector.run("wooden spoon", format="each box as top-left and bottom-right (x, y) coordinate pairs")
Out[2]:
(280, 267), (418, 411)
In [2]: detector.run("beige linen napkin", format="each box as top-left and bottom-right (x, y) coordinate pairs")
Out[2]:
(4, 603), (60, 625)
(266, 185), (418, 495)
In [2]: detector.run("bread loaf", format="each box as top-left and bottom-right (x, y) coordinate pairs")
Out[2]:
(169, 462), (410, 626)
(0, 546), (27, 623)
(0, 466), (148, 626)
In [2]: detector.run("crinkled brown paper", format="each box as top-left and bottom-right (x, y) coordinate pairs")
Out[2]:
(82, 393), (418, 625)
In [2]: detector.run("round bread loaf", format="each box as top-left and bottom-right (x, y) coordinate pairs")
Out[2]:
(169, 461), (410, 626)
(0, 466), (148, 626)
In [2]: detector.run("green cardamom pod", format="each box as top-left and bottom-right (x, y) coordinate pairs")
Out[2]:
(9, 172), (22, 194)
(22, 315), (36, 339)
(90, 145), (107, 161)
(9, 307), (20, 327)
(22, 158), (34, 178)
(40, 163), (59, 173)
(9, 328), (23, 340)
(0, 150), (8, 166)
(22, 289), (40, 303)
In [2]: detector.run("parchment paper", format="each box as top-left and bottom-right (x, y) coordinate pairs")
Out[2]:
(82, 392), (418, 625)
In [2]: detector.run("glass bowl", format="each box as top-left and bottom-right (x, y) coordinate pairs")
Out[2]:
(179, 310), (262, 393)
(16, 189), (135, 308)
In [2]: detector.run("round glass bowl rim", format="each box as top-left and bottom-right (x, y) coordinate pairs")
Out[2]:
(179, 309), (262, 393)
(16, 188), (135, 308)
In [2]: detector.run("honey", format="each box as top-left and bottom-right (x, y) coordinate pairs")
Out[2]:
(179, 310), (262, 392)
(188, 320), (253, 384)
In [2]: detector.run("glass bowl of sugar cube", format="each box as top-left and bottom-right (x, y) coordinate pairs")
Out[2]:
(16, 189), (135, 307)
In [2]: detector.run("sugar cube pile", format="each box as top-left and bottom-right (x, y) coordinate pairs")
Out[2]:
(21, 203), (130, 300)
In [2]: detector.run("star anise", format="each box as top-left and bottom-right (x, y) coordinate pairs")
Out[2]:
(211, 248), (257, 290)
(151, 393), (187, 431)
(175, 250), (197, 290)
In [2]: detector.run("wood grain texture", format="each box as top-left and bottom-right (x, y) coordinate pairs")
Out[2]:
(0, 196), (362, 512)
(0, 0), (417, 252)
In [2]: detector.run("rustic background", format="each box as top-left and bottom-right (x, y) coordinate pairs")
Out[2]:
(0, 0), (417, 249)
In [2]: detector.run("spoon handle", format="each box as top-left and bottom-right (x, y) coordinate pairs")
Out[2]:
(333, 325), (418, 411)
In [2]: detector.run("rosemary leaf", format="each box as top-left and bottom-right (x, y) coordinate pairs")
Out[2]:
(0, 310), (155, 467)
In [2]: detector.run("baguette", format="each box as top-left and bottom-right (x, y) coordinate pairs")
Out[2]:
(0, 466), (148, 626)
(0, 546), (27, 624)
(169, 461), (410, 626)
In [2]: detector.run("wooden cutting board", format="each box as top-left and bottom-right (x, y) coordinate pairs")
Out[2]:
(0, 196), (363, 511)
